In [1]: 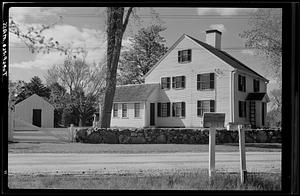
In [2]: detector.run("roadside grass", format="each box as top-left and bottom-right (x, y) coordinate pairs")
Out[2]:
(8, 171), (281, 190)
(8, 143), (281, 154)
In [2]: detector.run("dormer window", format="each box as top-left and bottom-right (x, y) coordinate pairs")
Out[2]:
(178, 49), (191, 63)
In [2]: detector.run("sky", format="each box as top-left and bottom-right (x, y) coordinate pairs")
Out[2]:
(8, 7), (280, 92)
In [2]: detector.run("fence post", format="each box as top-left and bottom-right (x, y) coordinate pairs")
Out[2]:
(69, 124), (74, 142)
(209, 128), (216, 179)
(238, 125), (247, 184)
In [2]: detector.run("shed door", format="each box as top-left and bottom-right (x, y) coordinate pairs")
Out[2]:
(32, 109), (42, 127)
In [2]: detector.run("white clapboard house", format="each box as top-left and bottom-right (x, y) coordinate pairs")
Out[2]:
(110, 29), (269, 128)
(13, 94), (54, 129)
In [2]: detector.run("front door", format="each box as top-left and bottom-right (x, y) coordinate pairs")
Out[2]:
(32, 109), (42, 127)
(150, 103), (155, 126)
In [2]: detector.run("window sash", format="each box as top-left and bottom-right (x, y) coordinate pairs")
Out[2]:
(197, 100), (215, 116)
(178, 49), (191, 63)
(172, 76), (185, 89)
(172, 102), (186, 117)
(134, 103), (140, 118)
(161, 77), (170, 89)
(158, 102), (170, 117)
(122, 103), (127, 118)
(197, 73), (214, 90)
(113, 103), (118, 117)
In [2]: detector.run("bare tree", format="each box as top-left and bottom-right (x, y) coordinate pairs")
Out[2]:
(100, 7), (133, 128)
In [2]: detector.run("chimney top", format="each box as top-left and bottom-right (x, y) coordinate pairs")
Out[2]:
(206, 29), (222, 35)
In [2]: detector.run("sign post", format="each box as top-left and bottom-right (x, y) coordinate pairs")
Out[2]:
(69, 124), (74, 142)
(238, 125), (247, 184)
(203, 113), (225, 180)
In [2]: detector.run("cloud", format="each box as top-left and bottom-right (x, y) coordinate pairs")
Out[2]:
(241, 49), (255, 56)
(9, 24), (132, 70)
(209, 24), (226, 32)
(197, 8), (258, 15)
(9, 7), (64, 22)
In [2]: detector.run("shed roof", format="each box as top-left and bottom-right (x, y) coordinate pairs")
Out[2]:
(113, 83), (159, 102)
(246, 93), (269, 101)
(15, 94), (54, 110)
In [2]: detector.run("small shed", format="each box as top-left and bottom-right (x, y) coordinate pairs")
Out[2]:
(14, 94), (54, 128)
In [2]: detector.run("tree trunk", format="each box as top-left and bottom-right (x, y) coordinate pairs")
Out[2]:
(100, 7), (132, 128)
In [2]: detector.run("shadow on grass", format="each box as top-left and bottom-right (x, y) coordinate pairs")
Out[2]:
(224, 143), (282, 149)
(8, 170), (281, 190)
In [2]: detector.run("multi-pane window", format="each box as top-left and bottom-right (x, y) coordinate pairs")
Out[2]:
(239, 101), (247, 118)
(157, 102), (170, 117)
(253, 79), (260, 92)
(161, 77), (170, 89)
(178, 49), (192, 63)
(238, 75), (246, 92)
(172, 102), (186, 117)
(122, 103), (127, 118)
(134, 103), (140, 118)
(113, 103), (118, 117)
(197, 73), (215, 90)
(197, 100), (215, 116)
(172, 76), (185, 89)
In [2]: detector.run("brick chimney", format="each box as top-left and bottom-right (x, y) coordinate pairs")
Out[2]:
(206, 29), (222, 50)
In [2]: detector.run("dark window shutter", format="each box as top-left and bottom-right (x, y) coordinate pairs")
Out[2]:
(172, 103), (175, 117)
(167, 102), (170, 117)
(181, 76), (185, 88)
(172, 77), (175, 88)
(178, 51), (181, 62)
(210, 100), (215, 112)
(157, 102), (161, 117)
(188, 49), (191, 61)
(210, 73), (215, 89)
(197, 74), (200, 90)
(181, 102), (185, 117)
(243, 76), (246, 92)
(167, 77), (170, 89)
(197, 101), (201, 116)
(238, 75), (241, 91)
(238, 101), (242, 117)
(253, 79), (255, 92)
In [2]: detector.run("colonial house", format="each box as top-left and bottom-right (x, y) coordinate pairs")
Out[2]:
(13, 94), (54, 128)
(110, 29), (269, 128)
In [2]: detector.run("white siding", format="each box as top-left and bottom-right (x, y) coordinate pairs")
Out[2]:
(233, 71), (268, 127)
(110, 102), (146, 128)
(14, 94), (54, 128)
(145, 36), (234, 127)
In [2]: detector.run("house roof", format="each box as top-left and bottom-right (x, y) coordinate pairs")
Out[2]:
(113, 83), (159, 102)
(144, 34), (268, 82)
(186, 35), (268, 82)
(246, 93), (269, 101)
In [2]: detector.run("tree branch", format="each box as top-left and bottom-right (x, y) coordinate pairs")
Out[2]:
(122, 7), (133, 34)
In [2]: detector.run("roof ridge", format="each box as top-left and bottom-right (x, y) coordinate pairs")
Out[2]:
(186, 34), (268, 82)
(116, 83), (159, 87)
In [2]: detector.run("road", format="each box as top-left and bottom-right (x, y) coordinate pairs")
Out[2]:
(8, 152), (281, 175)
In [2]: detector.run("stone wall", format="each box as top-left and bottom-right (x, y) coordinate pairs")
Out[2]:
(75, 128), (281, 144)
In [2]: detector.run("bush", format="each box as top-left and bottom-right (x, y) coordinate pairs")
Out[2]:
(75, 127), (282, 144)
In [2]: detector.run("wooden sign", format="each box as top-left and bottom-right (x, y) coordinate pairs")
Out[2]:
(203, 113), (225, 128)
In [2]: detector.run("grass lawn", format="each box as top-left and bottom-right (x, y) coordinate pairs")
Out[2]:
(8, 170), (281, 190)
(8, 142), (281, 154)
